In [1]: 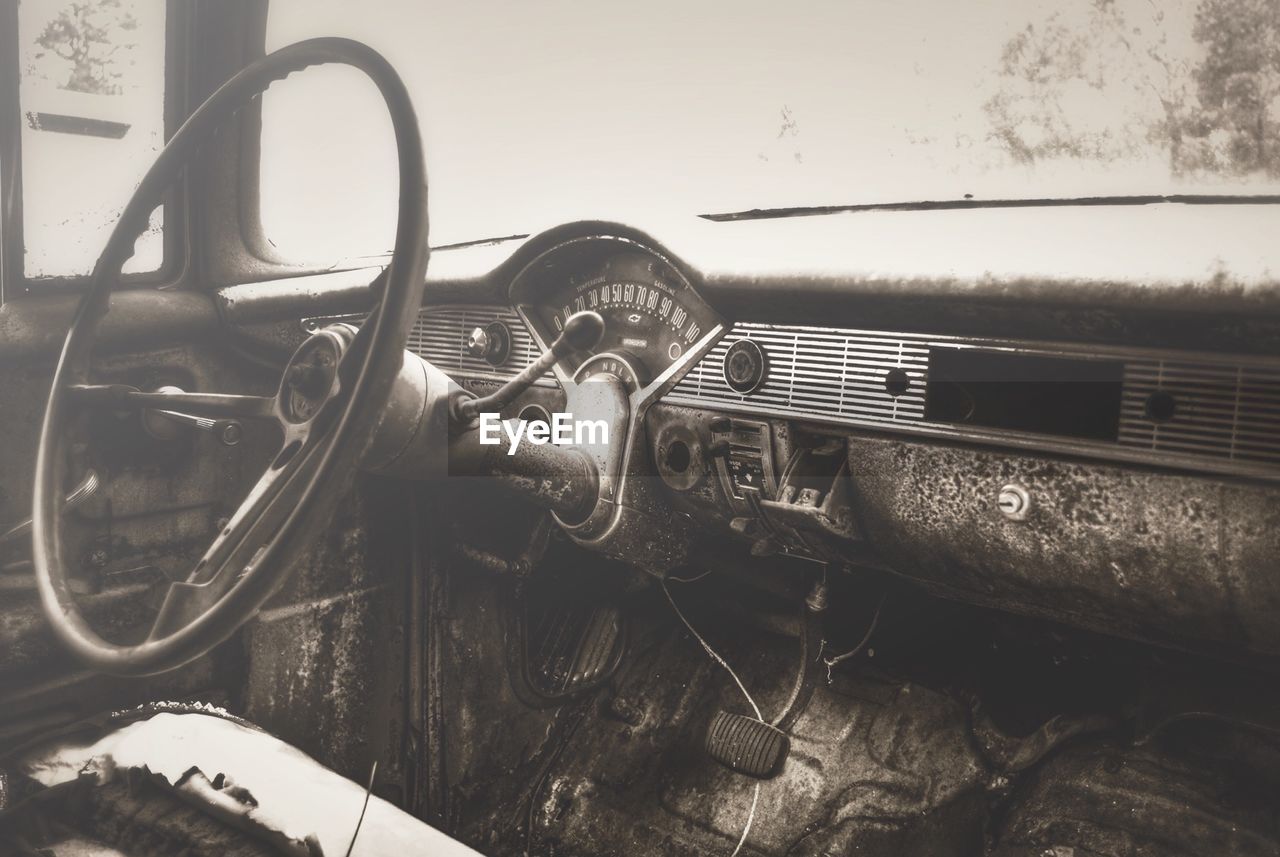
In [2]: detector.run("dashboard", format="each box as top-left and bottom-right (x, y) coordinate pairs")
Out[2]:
(291, 215), (1280, 660)
(398, 244), (1280, 486)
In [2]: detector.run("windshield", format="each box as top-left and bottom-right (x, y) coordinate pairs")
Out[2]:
(261, 0), (1280, 259)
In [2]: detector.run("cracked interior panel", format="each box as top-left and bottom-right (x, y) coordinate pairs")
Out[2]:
(4, 2), (1280, 856)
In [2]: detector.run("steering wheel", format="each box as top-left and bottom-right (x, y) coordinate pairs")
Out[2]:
(31, 39), (429, 677)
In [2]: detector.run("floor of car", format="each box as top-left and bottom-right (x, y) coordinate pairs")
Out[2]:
(432, 515), (1280, 857)
(11, 483), (1279, 857)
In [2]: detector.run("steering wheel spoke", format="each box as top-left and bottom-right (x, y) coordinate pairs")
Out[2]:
(67, 385), (283, 422)
(129, 390), (282, 421)
(147, 424), (323, 640)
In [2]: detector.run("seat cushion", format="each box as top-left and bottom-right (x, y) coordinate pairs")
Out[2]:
(19, 711), (481, 857)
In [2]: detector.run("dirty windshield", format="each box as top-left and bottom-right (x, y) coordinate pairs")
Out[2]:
(259, 0), (1280, 260)
(20, 0), (1280, 273)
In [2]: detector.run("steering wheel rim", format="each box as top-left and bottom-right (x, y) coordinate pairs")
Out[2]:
(31, 38), (429, 677)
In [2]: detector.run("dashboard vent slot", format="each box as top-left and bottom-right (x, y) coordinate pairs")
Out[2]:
(1119, 360), (1280, 466)
(668, 323), (929, 427)
(404, 305), (553, 386)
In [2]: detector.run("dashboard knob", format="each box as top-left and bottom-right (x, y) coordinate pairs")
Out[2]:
(466, 321), (513, 366)
(723, 339), (767, 395)
(465, 326), (490, 357)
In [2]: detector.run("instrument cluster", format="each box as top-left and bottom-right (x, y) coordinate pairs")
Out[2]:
(511, 238), (722, 393)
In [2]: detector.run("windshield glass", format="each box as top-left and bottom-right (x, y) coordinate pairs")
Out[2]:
(262, 0), (1280, 259)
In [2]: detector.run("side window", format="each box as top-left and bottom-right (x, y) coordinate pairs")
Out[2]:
(18, 0), (166, 280)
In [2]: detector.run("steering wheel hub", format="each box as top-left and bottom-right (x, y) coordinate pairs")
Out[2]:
(283, 326), (350, 422)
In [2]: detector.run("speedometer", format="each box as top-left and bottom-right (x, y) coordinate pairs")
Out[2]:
(546, 253), (705, 370)
(516, 243), (721, 389)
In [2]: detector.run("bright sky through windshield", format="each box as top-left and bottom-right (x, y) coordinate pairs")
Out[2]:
(262, 0), (1280, 260)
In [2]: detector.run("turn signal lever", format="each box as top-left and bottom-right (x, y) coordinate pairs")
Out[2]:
(451, 310), (605, 424)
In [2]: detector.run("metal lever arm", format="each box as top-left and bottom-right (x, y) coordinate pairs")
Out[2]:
(452, 311), (604, 424)
(139, 386), (245, 447)
(148, 409), (244, 447)
(0, 469), (101, 546)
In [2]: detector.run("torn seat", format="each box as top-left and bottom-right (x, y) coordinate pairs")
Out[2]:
(8, 710), (482, 857)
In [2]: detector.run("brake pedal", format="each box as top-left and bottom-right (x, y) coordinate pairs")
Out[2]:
(705, 710), (789, 778)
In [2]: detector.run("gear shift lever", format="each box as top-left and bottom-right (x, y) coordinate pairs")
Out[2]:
(452, 310), (605, 424)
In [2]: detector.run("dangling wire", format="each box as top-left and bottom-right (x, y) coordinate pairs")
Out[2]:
(731, 782), (761, 857)
(343, 760), (377, 857)
(663, 581), (762, 721)
(666, 568), (714, 584)
(822, 592), (886, 683)
(662, 581), (763, 855)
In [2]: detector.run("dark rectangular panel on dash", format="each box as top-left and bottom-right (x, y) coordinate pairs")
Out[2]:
(924, 348), (1124, 442)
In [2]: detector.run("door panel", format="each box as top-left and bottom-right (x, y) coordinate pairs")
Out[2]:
(0, 336), (275, 743)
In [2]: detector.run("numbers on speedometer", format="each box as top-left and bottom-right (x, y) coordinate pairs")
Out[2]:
(535, 249), (718, 386)
(552, 281), (702, 345)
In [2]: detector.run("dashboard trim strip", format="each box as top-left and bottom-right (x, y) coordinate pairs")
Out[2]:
(665, 322), (1280, 483)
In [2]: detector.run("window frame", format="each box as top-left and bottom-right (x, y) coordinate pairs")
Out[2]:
(230, 3), (396, 280)
(0, 0), (191, 302)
